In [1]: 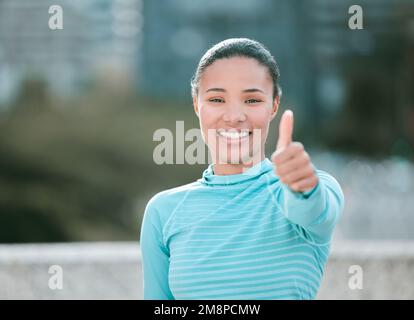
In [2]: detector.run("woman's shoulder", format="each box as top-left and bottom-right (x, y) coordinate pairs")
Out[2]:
(141, 181), (204, 246)
(144, 181), (202, 218)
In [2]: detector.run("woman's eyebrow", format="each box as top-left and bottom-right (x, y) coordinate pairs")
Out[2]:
(205, 88), (265, 93)
(205, 88), (226, 93)
(242, 88), (265, 94)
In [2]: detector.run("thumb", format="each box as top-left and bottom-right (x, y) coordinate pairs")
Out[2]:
(276, 109), (294, 150)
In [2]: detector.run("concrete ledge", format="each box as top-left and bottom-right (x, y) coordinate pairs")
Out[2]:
(0, 242), (141, 264)
(317, 240), (414, 299)
(0, 241), (413, 299)
(0, 242), (142, 300)
(329, 240), (414, 259)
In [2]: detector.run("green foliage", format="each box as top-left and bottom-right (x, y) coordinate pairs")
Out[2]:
(0, 79), (202, 243)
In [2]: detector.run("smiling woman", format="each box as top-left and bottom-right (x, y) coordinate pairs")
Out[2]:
(193, 56), (277, 174)
(191, 39), (281, 175)
(140, 38), (344, 300)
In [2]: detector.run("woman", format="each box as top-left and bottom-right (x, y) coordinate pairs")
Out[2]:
(140, 38), (344, 300)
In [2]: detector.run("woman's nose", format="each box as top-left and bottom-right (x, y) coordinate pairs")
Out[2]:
(222, 105), (246, 123)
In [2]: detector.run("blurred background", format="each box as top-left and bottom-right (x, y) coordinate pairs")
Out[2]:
(0, 0), (413, 299)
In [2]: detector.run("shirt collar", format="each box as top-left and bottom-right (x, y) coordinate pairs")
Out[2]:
(198, 158), (274, 186)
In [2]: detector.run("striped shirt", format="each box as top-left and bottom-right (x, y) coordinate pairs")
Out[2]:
(140, 158), (344, 300)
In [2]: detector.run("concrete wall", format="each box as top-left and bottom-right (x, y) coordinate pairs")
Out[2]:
(1, 241), (413, 300)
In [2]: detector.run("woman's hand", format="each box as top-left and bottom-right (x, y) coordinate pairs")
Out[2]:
(271, 110), (319, 193)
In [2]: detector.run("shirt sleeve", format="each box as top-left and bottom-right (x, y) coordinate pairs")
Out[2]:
(140, 200), (175, 300)
(277, 169), (345, 245)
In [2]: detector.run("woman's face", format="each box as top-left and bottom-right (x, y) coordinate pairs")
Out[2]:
(193, 56), (279, 165)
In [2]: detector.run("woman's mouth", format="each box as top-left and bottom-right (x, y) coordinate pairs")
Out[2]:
(216, 129), (252, 143)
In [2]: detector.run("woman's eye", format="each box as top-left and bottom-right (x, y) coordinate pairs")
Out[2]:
(246, 99), (262, 104)
(209, 98), (225, 103)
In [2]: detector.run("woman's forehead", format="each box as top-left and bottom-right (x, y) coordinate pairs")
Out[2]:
(199, 57), (272, 93)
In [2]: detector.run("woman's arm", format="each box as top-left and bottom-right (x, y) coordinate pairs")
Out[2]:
(140, 201), (175, 299)
(278, 169), (344, 245)
(272, 110), (344, 245)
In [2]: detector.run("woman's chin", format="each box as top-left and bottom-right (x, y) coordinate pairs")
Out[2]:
(216, 150), (253, 165)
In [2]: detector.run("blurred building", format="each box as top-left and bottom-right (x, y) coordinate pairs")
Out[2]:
(1, 0), (413, 107)
(0, 0), (143, 104)
(139, 0), (312, 116)
(303, 0), (414, 121)
(0, 0), (413, 151)
(139, 0), (414, 128)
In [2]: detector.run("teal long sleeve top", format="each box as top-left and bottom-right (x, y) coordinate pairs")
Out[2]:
(140, 158), (344, 300)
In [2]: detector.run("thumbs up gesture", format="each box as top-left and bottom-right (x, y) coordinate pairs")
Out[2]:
(271, 110), (318, 193)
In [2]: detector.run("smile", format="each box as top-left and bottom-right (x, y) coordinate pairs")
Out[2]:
(217, 129), (251, 139)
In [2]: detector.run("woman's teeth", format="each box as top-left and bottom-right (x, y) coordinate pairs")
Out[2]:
(217, 130), (250, 139)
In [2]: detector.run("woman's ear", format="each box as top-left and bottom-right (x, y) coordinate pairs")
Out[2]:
(193, 95), (199, 117)
(270, 96), (280, 121)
